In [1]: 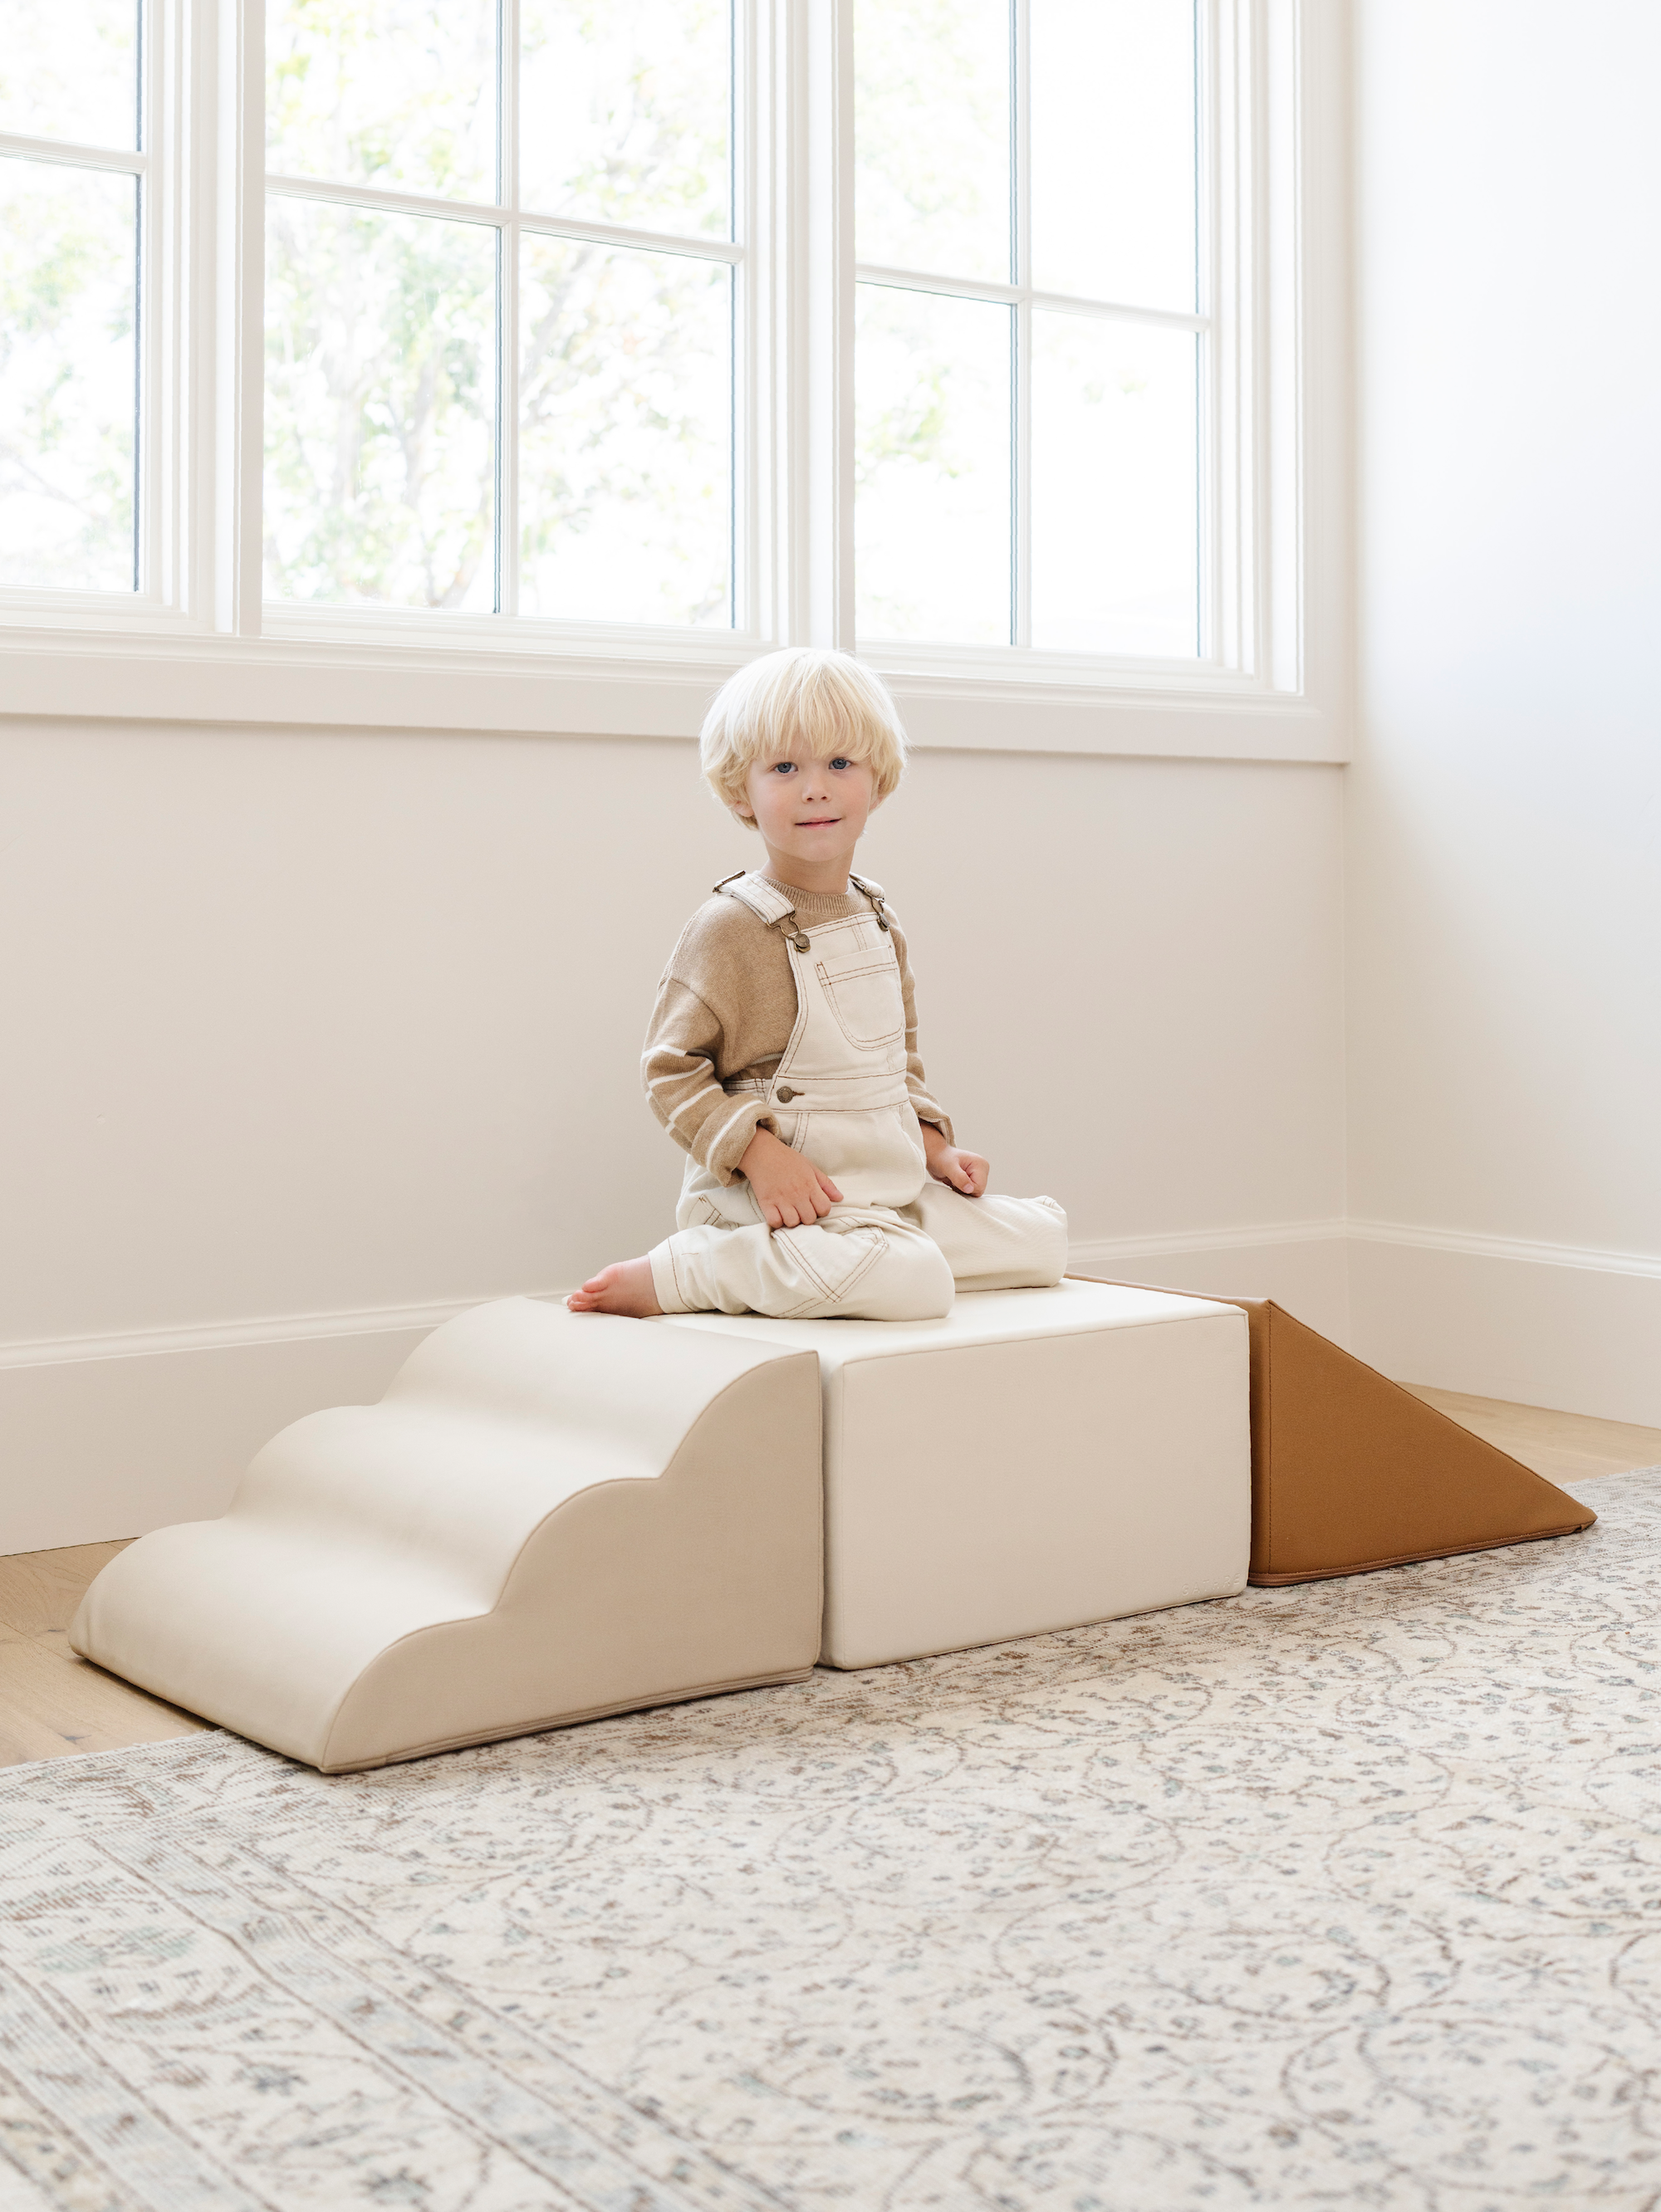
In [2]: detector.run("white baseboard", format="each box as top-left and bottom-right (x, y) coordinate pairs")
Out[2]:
(2, 1324), (433, 1555)
(1069, 1222), (1661, 1430)
(1347, 1223), (1661, 1430)
(5, 1220), (1658, 1556)
(1066, 1224), (1352, 1346)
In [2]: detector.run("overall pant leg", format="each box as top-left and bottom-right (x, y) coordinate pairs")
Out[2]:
(904, 1182), (1070, 1292)
(650, 1213), (955, 1322)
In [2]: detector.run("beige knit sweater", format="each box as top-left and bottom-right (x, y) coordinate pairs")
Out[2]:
(641, 875), (955, 1184)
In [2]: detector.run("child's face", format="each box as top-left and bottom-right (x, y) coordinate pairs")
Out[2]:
(736, 746), (878, 884)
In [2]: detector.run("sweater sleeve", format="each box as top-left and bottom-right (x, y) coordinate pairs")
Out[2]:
(640, 975), (771, 1185)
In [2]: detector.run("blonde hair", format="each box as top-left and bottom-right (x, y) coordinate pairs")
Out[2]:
(700, 648), (909, 823)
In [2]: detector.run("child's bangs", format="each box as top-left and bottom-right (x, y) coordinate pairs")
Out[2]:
(701, 647), (909, 811)
(777, 675), (884, 766)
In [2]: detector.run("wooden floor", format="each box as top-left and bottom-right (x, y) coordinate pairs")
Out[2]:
(1401, 1387), (1661, 1488)
(0, 1540), (209, 1769)
(5, 1392), (1660, 1773)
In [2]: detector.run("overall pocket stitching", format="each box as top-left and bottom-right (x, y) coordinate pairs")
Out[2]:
(815, 957), (906, 1049)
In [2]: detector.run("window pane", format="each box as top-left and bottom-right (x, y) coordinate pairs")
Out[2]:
(0, 0), (138, 150)
(855, 286), (1011, 645)
(520, 1), (730, 242)
(1031, 311), (1197, 657)
(0, 159), (137, 590)
(520, 238), (731, 627)
(855, 0), (1010, 284)
(264, 198), (496, 609)
(266, 0), (497, 203)
(1031, 0), (1196, 311)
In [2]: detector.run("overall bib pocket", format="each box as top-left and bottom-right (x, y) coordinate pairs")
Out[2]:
(814, 948), (906, 1049)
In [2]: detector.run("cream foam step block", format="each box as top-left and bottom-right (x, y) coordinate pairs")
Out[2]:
(664, 1279), (1252, 1670)
(71, 1298), (823, 1772)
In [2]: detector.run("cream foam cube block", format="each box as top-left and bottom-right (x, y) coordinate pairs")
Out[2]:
(71, 1298), (823, 1772)
(665, 1279), (1251, 1668)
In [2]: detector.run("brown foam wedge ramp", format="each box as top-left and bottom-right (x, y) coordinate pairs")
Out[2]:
(1239, 1298), (1595, 1583)
(1074, 1280), (1595, 1584)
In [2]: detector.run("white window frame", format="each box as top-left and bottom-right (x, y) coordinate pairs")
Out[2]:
(0, 0), (1349, 766)
(0, 0), (194, 620)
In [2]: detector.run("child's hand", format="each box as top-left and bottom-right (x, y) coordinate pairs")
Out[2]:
(924, 1128), (990, 1197)
(739, 1125), (845, 1230)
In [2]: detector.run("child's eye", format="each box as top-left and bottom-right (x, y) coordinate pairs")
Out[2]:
(830, 756), (851, 771)
(769, 761), (796, 775)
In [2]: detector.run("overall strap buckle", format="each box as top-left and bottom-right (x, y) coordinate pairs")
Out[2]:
(847, 870), (891, 932)
(716, 870), (801, 932)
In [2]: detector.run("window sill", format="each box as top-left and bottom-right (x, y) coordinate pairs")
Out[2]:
(0, 623), (1350, 763)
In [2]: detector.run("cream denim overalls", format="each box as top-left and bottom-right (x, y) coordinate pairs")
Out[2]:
(647, 871), (1067, 1321)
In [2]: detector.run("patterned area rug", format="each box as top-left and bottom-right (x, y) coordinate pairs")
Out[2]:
(3, 1471), (1660, 2212)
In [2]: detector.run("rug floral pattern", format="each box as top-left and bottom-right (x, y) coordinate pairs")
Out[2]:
(3, 1471), (1660, 2211)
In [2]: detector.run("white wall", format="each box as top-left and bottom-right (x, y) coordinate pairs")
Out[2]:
(1, 721), (1347, 1549)
(1349, 0), (1661, 1422)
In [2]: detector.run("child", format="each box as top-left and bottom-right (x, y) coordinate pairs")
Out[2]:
(568, 648), (1067, 1321)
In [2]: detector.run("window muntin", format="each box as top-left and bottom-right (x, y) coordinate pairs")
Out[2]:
(262, 0), (737, 625)
(853, 0), (1204, 659)
(0, 0), (143, 593)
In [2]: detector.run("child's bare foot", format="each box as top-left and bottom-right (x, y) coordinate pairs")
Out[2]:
(566, 1257), (662, 1317)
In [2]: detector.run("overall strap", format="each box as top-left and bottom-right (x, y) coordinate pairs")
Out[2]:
(846, 870), (892, 932)
(713, 869), (811, 950)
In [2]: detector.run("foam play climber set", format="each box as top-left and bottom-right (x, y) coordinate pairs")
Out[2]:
(71, 1280), (1595, 1772)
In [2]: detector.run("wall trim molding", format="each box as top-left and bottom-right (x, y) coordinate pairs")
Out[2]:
(0, 1292), (550, 1373)
(1068, 1220), (1347, 1270)
(1346, 1218), (1661, 1284)
(2, 1226), (1355, 1373)
(7, 1217), (1658, 1378)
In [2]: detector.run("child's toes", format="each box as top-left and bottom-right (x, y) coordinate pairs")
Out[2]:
(567, 1260), (659, 1319)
